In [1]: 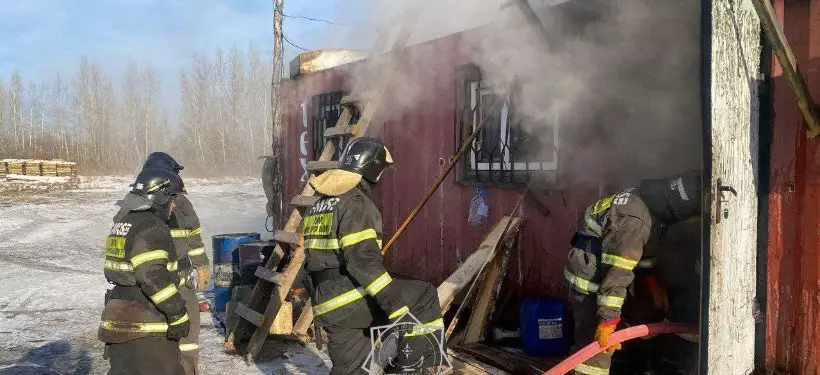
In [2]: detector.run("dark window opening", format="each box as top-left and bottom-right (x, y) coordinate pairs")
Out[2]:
(455, 63), (559, 186)
(311, 91), (361, 160)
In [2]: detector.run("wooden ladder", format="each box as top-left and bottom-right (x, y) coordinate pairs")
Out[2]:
(223, 11), (420, 360)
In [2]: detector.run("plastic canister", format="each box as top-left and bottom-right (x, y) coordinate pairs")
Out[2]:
(520, 297), (568, 357)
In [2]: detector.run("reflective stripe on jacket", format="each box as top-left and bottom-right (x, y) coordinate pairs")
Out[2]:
(304, 185), (407, 325)
(99, 210), (187, 343)
(564, 189), (652, 322)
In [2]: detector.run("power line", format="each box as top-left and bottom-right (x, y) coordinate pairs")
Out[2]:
(283, 13), (351, 28)
(282, 33), (309, 51)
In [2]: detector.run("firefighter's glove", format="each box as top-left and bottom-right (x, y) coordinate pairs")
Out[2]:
(595, 319), (622, 354)
(645, 275), (669, 314)
(167, 314), (191, 341)
(195, 266), (210, 293)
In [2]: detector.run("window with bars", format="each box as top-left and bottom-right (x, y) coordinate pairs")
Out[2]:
(311, 91), (361, 160)
(455, 63), (559, 186)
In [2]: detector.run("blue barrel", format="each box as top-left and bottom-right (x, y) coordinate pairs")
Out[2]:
(520, 298), (568, 357)
(213, 286), (232, 313)
(212, 233), (261, 263)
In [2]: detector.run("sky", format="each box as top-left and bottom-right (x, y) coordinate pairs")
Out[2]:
(0, 0), (374, 108)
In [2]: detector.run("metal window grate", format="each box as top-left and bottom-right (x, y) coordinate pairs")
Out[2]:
(459, 80), (558, 186)
(310, 92), (362, 160)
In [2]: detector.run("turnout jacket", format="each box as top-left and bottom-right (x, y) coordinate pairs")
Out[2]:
(303, 184), (407, 326)
(565, 188), (656, 322)
(99, 209), (189, 343)
(168, 194), (208, 269)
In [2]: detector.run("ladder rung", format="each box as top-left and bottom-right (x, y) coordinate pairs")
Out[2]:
(324, 125), (356, 139)
(291, 195), (320, 208)
(307, 160), (340, 173)
(272, 230), (301, 247)
(341, 90), (372, 106)
(340, 91), (371, 106)
(254, 266), (284, 285)
(235, 303), (263, 327)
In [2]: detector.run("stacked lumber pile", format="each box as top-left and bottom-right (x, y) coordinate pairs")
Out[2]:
(24, 160), (43, 176)
(6, 159), (24, 175)
(41, 160), (59, 176)
(56, 161), (77, 177)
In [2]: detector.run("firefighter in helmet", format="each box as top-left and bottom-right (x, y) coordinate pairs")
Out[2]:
(305, 137), (443, 374)
(141, 152), (209, 374)
(564, 170), (701, 375)
(99, 166), (189, 374)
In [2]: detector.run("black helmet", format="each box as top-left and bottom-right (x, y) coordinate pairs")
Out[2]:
(117, 167), (185, 211)
(143, 152), (183, 173)
(638, 170), (701, 224)
(339, 137), (394, 183)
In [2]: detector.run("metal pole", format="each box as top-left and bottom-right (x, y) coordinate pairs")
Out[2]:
(381, 98), (504, 255)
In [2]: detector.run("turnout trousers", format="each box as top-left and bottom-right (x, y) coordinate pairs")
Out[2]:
(106, 337), (184, 375)
(179, 285), (200, 375)
(570, 274), (662, 375)
(324, 279), (442, 375)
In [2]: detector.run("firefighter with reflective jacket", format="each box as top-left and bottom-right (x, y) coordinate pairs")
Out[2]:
(564, 170), (701, 375)
(305, 137), (444, 375)
(99, 167), (189, 375)
(142, 152), (209, 374)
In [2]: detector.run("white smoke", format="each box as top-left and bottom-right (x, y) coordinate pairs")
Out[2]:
(331, 0), (701, 186)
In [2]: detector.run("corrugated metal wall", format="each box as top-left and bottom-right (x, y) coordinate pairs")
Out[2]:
(280, 31), (598, 304)
(766, 1), (820, 374)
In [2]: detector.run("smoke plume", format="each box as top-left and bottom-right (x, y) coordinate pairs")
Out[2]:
(334, 0), (701, 187)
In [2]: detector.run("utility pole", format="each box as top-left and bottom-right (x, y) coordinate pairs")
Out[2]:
(266, 0), (285, 227)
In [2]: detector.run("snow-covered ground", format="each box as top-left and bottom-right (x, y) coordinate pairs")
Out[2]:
(0, 177), (331, 375)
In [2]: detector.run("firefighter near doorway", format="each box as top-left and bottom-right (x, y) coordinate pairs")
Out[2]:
(563, 170), (701, 375)
(303, 137), (444, 374)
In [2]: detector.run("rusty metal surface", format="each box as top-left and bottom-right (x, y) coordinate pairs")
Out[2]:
(766, 1), (820, 374)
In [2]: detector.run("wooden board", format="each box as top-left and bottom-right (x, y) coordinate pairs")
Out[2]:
(455, 344), (557, 375)
(269, 301), (293, 335)
(705, 1), (760, 374)
(462, 247), (506, 344)
(437, 217), (521, 313)
(447, 349), (511, 375)
(292, 301), (312, 336)
(750, 0), (820, 137)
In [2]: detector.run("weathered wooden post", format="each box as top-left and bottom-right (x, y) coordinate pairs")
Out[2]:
(703, 0), (761, 373)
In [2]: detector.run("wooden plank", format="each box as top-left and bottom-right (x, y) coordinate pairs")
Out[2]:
(269, 301), (293, 335)
(456, 344), (556, 375)
(447, 349), (511, 375)
(235, 303), (263, 327)
(306, 160), (339, 173)
(462, 247), (506, 344)
(705, 1), (760, 374)
(323, 125), (357, 139)
(437, 217), (521, 313)
(272, 230), (301, 247)
(290, 195), (320, 208)
(254, 266), (284, 285)
(340, 91), (372, 106)
(750, 0), (820, 138)
(292, 301), (312, 336)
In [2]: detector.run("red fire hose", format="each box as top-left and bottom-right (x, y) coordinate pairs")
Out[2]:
(541, 323), (698, 375)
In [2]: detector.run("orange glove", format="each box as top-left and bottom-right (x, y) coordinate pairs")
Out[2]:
(645, 275), (669, 313)
(595, 319), (622, 354)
